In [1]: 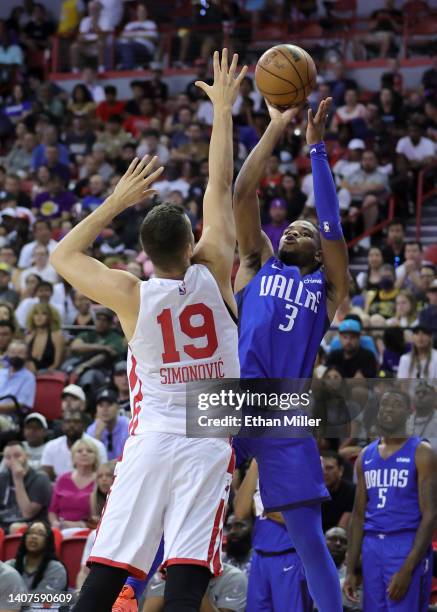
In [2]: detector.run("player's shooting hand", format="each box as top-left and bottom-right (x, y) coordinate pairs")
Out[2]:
(266, 100), (302, 127)
(195, 49), (248, 109)
(343, 573), (360, 603)
(306, 97), (332, 145)
(111, 155), (164, 211)
(387, 566), (412, 601)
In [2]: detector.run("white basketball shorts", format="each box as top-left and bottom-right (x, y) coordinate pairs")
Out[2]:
(88, 432), (234, 578)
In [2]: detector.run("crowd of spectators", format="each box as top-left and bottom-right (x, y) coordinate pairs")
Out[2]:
(0, 0), (436, 609)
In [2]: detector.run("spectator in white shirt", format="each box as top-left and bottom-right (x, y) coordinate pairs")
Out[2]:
(18, 220), (57, 270)
(117, 4), (158, 69)
(41, 409), (107, 481)
(20, 245), (58, 290)
(397, 325), (437, 380)
(70, 1), (108, 73)
(331, 89), (367, 131)
(396, 123), (436, 169)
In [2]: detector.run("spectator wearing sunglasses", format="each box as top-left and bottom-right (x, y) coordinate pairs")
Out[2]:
(86, 388), (129, 460)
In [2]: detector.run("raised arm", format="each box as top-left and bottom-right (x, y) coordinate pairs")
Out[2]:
(192, 49), (247, 312)
(49, 157), (163, 340)
(233, 458), (258, 520)
(387, 442), (437, 602)
(343, 452), (367, 603)
(233, 104), (300, 292)
(307, 98), (349, 321)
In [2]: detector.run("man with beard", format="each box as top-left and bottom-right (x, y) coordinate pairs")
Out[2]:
(223, 515), (253, 577)
(232, 98), (348, 612)
(344, 390), (437, 610)
(40, 409), (107, 481)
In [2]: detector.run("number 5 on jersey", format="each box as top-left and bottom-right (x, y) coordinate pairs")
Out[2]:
(157, 304), (218, 363)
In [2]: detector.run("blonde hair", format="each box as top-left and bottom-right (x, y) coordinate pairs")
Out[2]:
(71, 438), (100, 472)
(26, 302), (61, 332)
(396, 290), (417, 324)
(90, 461), (116, 517)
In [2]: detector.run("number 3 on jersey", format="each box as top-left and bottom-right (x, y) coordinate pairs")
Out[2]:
(279, 303), (298, 332)
(157, 304), (218, 363)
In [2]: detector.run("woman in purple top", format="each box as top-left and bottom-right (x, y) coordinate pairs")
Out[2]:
(48, 438), (99, 531)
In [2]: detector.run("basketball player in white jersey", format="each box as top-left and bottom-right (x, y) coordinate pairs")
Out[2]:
(50, 50), (247, 612)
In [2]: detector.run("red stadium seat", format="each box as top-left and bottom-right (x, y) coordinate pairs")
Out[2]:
(424, 245), (437, 265)
(72, 529), (92, 537)
(61, 536), (88, 588)
(33, 371), (67, 421)
(0, 527), (4, 560)
(3, 534), (21, 561)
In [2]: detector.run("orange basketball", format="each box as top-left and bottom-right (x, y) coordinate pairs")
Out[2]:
(255, 44), (317, 108)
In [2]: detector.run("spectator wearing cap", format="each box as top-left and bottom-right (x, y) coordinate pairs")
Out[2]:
(0, 193), (35, 227)
(62, 384), (86, 416)
(41, 409), (107, 481)
(328, 315), (377, 357)
(22, 413), (49, 471)
(116, 4), (158, 70)
(0, 340), (36, 417)
(332, 139), (365, 186)
(112, 361), (130, 415)
(410, 382), (437, 453)
(18, 220), (57, 270)
(0, 441), (52, 534)
(67, 308), (125, 389)
(326, 320), (378, 378)
(397, 324), (437, 380)
(87, 388), (129, 460)
(0, 263), (19, 308)
(261, 199), (288, 254)
(419, 279), (437, 346)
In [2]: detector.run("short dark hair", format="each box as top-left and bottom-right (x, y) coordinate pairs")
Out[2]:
(405, 240), (423, 251)
(104, 85), (117, 96)
(321, 450), (344, 469)
(34, 219), (51, 230)
(37, 280), (53, 292)
(380, 389), (411, 411)
(0, 320), (15, 333)
(387, 218), (404, 230)
(140, 203), (192, 269)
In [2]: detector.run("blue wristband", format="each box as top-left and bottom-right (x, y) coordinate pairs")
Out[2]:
(310, 142), (343, 241)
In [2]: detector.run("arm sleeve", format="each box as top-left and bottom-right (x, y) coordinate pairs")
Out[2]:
(310, 142), (343, 241)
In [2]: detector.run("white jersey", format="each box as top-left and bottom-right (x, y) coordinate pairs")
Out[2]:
(127, 264), (239, 435)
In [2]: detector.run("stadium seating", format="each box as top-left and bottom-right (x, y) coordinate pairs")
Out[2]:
(61, 536), (88, 589)
(33, 372), (68, 422)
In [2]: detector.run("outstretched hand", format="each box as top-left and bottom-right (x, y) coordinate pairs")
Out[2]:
(266, 99), (303, 128)
(307, 97), (332, 145)
(195, 49), (248, 109)
(111, 155), (164, 211)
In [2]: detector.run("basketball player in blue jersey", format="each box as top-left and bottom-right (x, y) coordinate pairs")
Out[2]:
(344, 389), (437, 611)
(234, 459), (312, 611)
(232, 97), (348, 612)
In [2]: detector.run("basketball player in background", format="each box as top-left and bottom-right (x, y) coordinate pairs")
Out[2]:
(234, 459), (312, 611)
(50, 49), (246, 612)
(344, 389), (437, 611)
(232, 97), (348, 612)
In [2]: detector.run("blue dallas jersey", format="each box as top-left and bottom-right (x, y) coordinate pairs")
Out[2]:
(237, 256), (329, 379)
(362, 436), (422, 534)
(253, 515), (293, 554)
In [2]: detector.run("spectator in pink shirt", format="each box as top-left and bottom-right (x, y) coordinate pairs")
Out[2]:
(48, 438), (99, 532)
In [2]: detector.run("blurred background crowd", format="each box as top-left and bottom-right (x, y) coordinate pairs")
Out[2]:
(0, 0), (436, 610)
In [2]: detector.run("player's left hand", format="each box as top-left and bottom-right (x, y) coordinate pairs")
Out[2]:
(111, 155), (164, 211)
(387, 566), (412, 601)
(306, 97), (332, 145)
(195, 49), (248, 109)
